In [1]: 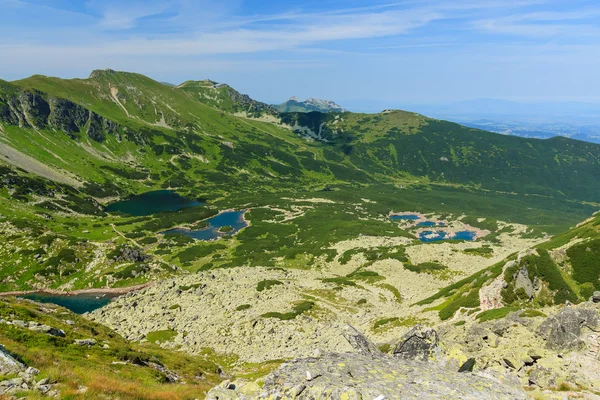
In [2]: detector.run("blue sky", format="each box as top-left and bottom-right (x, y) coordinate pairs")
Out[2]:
(1, 0), (600, 111)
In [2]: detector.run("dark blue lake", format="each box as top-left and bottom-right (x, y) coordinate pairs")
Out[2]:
(418, 230), (477, 243)
(105, 190), (203, 216)
(163, 210), (247, 241)
(416, 221), (437, 227)
(390, 214), (421, 221)
(19, 292), (117, 314)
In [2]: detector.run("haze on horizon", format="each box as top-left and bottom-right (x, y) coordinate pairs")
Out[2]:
(2, 0), (600, 112)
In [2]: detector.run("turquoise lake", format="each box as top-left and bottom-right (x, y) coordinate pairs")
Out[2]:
(19, 292), (117, 314)
(163, 210), (248, 241)
(105, 190), (203, 216)
(418, 230), (477, 243)
(390, 214), (421, 221)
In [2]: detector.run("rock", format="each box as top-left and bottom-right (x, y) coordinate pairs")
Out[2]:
(255, 352), (527, 399)
(459, 358), (476, 372)
(74, 339), (97, 346)
(0, 345), (24, 375)
(342, 324), (381, 355)
(513, 265), (534, 299)
(528, 366), (557, 388)
(393, 325), (439, 361)
(25, 366), (39, 376)
(538, 306), (599, 350)
(12, 320), (27, 328)
(29, 325), (65, 337)
(592, 291), (600, 303)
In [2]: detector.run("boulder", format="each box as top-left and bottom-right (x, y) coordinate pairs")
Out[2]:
(393, 325), (439, 361)
(74, 339), (97, 346)
(29, 325), (66, 337)
(592, 291), (600, 303)
(342, 324), (381, 356)
(538, 306), (599, 350)
(256, 352), (527, 399)
(0, 345), (24, 375)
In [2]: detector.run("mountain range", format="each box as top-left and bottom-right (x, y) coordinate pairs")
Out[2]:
(1, 69), (600, 399)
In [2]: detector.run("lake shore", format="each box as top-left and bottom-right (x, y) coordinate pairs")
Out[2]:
(0, 282), (154, 297)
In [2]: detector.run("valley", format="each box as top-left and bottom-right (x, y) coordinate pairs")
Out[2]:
(0, 69), (599, 398)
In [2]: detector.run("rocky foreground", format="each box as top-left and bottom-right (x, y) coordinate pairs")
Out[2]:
(206, 326), (526, 399)
(204, 303), (600, 399)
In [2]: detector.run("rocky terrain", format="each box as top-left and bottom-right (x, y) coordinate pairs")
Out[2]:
(204, 301), (600, 399)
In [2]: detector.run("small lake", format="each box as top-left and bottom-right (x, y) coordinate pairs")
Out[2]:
(163, 210), (247, 241)
(390, 214), (421, 221)
(106, 190), (203, 216)
(418, 230), (477, 243)
(19, 292), (118, 314)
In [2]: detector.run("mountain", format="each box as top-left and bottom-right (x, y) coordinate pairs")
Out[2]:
(1, 69), (600, 399)
(274, 96), (347, 113)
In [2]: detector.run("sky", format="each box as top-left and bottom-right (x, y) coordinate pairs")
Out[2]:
(1, 0), (600, 111)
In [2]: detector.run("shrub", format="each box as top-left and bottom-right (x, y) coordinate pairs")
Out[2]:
(256, 280), (283, 292)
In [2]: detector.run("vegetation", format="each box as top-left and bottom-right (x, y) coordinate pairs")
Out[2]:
(0, 297), (222, 399)
(256, 280), (284, 292)
(261, 301), (314, 320)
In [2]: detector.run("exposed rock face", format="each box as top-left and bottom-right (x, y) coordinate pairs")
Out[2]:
(112, 246), (151, 263)
(513, 265), (534, 299)
(538, 306), (599, 350)
(0, 344), (56, 397)
(207, 353), (527, 399)
(393, 325), (439, 361)
(0, 89), (120, 142)
(342, 324), (381, 356)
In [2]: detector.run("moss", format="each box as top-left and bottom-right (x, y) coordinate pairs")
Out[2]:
(519, 309), (547, 318)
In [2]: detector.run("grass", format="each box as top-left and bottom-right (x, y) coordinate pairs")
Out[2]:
(0, 297), (222, 399)
(261, 301), (314, 320)
(476, 307), (520, 322)
(145, 330), (178, 344)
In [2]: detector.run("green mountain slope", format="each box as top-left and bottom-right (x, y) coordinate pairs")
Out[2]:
(418, 211), (600, 320)
(0, 69), (599, 293)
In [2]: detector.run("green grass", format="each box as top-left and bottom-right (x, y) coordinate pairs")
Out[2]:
(261, 301), (314, 320)
(145, 329), (178, 344)
(476, 307), (520, 322)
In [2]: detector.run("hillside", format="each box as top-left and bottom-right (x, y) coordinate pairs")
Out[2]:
(1, 69), (600, 399)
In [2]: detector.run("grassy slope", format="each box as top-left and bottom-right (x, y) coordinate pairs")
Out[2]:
(419, 212), (600, 320)
(0, 69), (598, 293)
(0, 297), (225, 399)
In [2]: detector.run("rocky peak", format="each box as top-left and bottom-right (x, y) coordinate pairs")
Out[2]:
(89, 69), (118, 79)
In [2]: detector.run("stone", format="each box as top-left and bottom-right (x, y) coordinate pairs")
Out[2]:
(592, 291), (600, 303)
(255, 352), (527, 399)
(538, 306), (599, 350)
(458, 358), (476, 372)
(74, 339), (97, 346)
(528, 366), (557, 388)
(342, 324), (381, 356)
(0, 344), (24, 375)
(29, 325), (66, 337)
(25, 366), (39, 376)
(393, 325), (439, 361)
(513, 265), (534, 299)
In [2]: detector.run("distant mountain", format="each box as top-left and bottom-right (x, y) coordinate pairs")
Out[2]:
(462, 120), (600, 144)
(275, 97), (347, 113)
